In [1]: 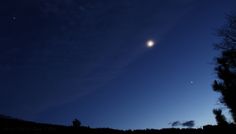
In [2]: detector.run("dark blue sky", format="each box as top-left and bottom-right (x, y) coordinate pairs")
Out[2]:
(0, 0), (236, 129)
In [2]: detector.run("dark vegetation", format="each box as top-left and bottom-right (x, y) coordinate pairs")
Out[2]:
(212, 14), (236, 124)
(72, 118), (81, 128)
(0, 115), (236, 133)
(213, 109), (228, 126)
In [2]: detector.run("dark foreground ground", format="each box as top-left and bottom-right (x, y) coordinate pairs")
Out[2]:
(0, 115), (236, 133)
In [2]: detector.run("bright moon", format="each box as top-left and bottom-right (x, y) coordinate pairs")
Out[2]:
(147, 40), (155, 48)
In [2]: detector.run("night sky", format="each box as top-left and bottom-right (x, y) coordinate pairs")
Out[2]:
(1, 0), (236, 130)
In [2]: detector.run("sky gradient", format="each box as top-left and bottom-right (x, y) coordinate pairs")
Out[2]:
(1, 0), (236, 130)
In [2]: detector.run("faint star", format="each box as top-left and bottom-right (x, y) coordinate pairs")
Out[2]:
(190, 81), (194, 85)
(12, 16), (16, 20)
(10, 16), (17, 23)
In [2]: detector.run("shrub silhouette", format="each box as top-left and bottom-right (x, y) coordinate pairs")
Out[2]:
(213, 109), (228, 126)
(72, 118), (81, 127)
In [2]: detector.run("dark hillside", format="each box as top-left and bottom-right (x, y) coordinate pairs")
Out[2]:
(1, 116), (236, 134)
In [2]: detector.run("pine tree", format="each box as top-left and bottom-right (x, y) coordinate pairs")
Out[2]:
(213, 14), (236, 123)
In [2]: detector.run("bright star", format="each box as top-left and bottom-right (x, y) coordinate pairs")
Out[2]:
(147, 40), (155, 48)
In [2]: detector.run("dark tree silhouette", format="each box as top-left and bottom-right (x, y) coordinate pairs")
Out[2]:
(213, 109), (228, 126)
(72, 118), (81, 127)
(213, 14), (236, 123)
